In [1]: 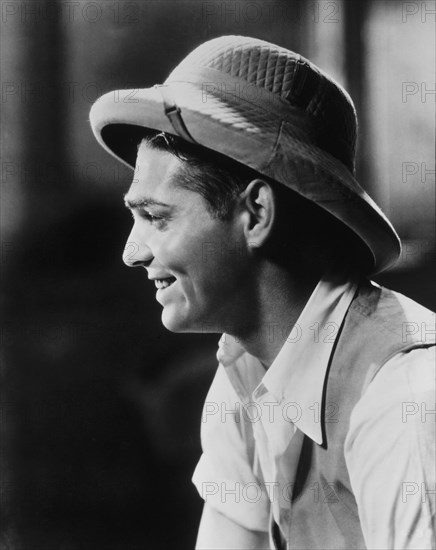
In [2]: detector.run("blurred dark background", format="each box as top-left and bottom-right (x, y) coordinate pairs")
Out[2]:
(1, 1), (434, 549)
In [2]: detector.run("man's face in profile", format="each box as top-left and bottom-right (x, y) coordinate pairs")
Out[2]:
(123, 143), (253, 334)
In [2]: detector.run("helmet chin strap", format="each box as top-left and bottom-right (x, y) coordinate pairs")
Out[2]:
(154, 84), (197, 144)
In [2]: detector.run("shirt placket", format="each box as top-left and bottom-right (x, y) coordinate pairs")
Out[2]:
(251, 385), (300, 546)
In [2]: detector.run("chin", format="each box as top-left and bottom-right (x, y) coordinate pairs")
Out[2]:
(161, 307), (194, 333)
(160, 306), (217, 334)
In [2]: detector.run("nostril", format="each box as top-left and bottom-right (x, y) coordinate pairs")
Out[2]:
(123, 242), (141, 266)
(122, 241), (153, 267)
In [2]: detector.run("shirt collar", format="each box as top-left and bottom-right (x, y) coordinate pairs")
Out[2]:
(217, 265), (359, 446)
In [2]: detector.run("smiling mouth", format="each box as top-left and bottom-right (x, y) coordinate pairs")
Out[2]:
(154, 277), (176, 290)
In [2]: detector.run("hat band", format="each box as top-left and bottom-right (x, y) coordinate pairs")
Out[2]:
(166, 66), (318, 136)
(154, 84), (197, 143)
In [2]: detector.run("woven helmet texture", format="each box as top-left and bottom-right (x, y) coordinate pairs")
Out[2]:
(168, 36), (357, 173)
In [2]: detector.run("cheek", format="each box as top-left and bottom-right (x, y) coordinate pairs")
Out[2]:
(155, 233), (202, 274)
(154, 219), (228, 271)
(153, 217), (248, 297)
(186, 241), (250, 303)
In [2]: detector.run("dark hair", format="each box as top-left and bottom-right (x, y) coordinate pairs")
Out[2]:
(138, 131), (373, 273)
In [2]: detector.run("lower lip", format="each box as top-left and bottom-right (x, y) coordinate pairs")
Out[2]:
(155, 280), (176, 300)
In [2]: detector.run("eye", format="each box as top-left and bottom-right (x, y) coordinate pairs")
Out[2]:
(139, 209), (168, 230)
(127, 207), (169, 230)
(142, 211), (161, 223)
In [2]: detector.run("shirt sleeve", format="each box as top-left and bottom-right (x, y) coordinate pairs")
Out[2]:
(192, 364), (271, 532)
(345, 346), (436, 550)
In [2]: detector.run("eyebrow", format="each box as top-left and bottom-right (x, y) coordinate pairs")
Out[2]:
(123, 194), (172, 210)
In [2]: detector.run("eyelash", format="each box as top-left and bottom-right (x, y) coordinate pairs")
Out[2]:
(142, 211), (161, 222)
(132, 209), (167, 229)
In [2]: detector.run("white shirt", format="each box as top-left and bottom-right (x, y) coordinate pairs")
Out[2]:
(192, 269), (436, 549)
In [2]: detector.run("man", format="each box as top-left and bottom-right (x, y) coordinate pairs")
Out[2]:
(90, 36), (435, 549)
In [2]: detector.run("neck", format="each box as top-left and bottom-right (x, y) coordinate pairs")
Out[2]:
(229, 262), (322, 368)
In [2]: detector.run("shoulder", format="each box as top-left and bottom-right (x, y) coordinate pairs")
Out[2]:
(344, 346), (436, 549)
(346, 345), (435, 451)
(334, 279), (435, 384)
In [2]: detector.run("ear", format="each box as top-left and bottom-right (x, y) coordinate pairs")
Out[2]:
(239, 179), (276, 249)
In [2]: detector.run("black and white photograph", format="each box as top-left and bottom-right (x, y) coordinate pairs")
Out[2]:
(1, 1), (435, 549)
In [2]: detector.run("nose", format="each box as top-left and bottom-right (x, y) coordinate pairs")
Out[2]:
(122, 227), (154, 267)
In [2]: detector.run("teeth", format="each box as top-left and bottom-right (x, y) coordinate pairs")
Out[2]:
(154, 278), (174, 289)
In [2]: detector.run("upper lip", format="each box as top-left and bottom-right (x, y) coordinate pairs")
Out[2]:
(147, 272), (176, 281)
